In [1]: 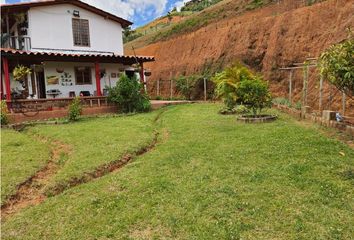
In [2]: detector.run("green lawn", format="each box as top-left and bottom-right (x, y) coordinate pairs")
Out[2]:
(2, 104), (354, 239)
(1, 130), (51, 204)
(25, 113), (157, 194)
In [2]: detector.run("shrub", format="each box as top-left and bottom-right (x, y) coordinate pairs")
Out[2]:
(1, 100), (9, 125)
(212, 62), (254, 110)
(68, 97), (82, 121)
(108, 74), (151, 113)
(273, 97), (291, 107)
(319, 32), (354, 97)
(234, 104), (250, 114)
(175, 75), (199, 100)
(237, 77), (272, 115)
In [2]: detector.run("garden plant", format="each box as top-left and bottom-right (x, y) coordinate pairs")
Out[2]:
(108, 74), (151, 113)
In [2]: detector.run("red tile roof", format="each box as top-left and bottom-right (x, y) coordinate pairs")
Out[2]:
(0, 0), (132, 28)
(1, 48), (155, 64)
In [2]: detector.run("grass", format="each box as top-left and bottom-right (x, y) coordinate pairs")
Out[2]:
(24, 112), (157, 194)
(2, 104), (354, 239)
(1, 129), (51, 204)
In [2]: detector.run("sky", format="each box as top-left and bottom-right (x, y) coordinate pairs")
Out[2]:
(1, 0), (192, 27)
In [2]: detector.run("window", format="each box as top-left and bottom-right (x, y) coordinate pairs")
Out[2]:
(75, 67), (92, 85)
(72, 19), (90, 47)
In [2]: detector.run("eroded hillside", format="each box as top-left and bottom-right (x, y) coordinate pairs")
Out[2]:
(126, 0), (354, 114)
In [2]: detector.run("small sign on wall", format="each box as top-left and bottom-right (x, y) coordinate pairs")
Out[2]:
(47, 75), (59, 85)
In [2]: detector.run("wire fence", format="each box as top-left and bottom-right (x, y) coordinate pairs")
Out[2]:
(276, 61), (353, 117)
(147, 78), (214, 101)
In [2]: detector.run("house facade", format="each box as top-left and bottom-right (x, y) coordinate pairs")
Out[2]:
(1, 0), (154, 102)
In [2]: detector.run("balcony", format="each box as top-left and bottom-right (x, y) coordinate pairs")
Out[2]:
(1, 35), (31, 51)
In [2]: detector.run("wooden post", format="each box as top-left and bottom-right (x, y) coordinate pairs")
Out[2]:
(156, 79), (160, 96)
(329, 85), (333, 110)
(95, 62), (102, 96)
(342, 92), (346, 115)
(319, 75), (323, 112)
(302, 64), (309, 107)
(2, 57), (11, 101)
(204, 78), (207, 101)
(170, 79), (173, 99)
(289, 70), (293, 105)
(170, 72), (173, 99)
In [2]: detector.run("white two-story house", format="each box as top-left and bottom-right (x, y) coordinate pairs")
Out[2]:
(1, 0), (154, 101)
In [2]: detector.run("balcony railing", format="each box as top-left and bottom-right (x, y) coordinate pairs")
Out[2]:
(1, 35), (31, 51)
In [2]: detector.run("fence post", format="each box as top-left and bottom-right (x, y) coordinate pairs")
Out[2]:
(342, 91), (346, 115)
(329, 85), (333, 110)
(319, 75), (323, 112)
(170, 72), (173, 99)
(302, 64), (309, 107)
(289, 70), (293, 105)
(156, 79), (160, 96)
(204, 78), (207, 101)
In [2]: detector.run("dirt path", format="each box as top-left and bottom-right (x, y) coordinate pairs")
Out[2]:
(1, 109), (167, 221)
(1, 139), (71, 220)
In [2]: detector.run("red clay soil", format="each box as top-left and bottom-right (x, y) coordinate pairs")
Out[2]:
(130, 0), (354, 114)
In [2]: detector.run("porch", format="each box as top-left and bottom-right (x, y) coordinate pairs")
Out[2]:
(1, 48), (154, 104)
(5, 98), (193, 124)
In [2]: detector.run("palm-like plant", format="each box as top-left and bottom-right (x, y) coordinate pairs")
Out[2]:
(212, 62), (254, 109)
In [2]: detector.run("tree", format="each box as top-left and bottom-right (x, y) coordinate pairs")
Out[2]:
(108, 74), (150, 113)
(319, 32), (354, 98)
(236, 77), (272, 115)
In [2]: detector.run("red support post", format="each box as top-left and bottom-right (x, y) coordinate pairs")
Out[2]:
(2, 57), (11, 101)
(95, 62), (102, 96)
(1, 70), (4, 100)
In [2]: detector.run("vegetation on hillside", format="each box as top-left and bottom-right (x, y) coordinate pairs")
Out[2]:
(125, 0), (328, 47)
(180, 0), (222, 12)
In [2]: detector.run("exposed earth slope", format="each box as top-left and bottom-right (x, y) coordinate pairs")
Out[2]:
(126, 0), (354, 113)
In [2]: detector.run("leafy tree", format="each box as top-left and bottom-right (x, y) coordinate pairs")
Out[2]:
(237, 77), (272, 115)
(212, 62), (254, 109)
(319, 33), (354, 97)
(108, 74), (150, 113)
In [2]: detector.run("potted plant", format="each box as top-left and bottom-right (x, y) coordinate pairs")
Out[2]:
(13, 65), (32, 88)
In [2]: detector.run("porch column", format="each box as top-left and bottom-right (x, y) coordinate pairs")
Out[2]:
(2, 57), (11, 101)
(1, 72), (4, 100)
(95, 62), (102, 96)
(139, 62), (145, 92)
(139, 62), (145, 85)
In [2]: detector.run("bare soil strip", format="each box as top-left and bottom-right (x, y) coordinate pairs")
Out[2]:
(47, 130), (160, 196)
(1, 139), (71, 220)
(1, 109), (166, 221)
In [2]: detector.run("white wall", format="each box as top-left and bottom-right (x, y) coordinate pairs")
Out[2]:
(28, 4), (124, 54)
(43, 62), (131, 98)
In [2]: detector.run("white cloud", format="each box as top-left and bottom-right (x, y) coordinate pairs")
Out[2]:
(173, 0), (192, 11)
(17, 0), (169, 22)
(81, 0), (168, 21)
